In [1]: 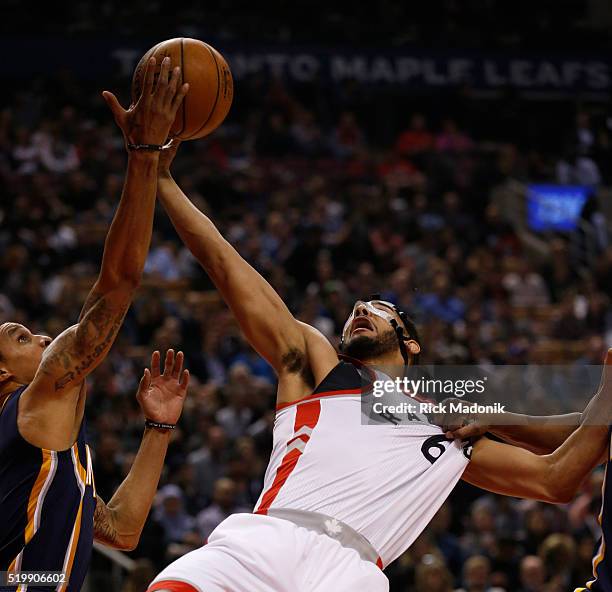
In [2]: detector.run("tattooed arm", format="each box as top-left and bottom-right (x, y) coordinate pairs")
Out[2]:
(17, 59), (188, 450)
(17, 147), (159, 448)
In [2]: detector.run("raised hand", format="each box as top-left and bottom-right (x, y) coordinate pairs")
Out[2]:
(102, 57), (189, 148)
(136, 349), (190, 426)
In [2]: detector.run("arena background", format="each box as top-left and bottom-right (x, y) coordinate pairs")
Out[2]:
(1, 2), (612, 590)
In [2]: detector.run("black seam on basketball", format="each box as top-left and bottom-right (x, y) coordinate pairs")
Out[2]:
(188, 42), (221, 139)
(177, 38), (186, 137)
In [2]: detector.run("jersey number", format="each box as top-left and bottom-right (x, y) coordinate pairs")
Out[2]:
(421, 434), (450, 464)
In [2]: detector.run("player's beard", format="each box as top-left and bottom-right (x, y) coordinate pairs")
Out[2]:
(343, 327), (398, 361)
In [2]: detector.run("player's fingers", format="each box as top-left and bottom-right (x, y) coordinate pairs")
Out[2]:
(151, 350), (161, 377)
(142, 57), (156, 104)
(164, 66), (181, 107)
(171, 83), (190, 113)
(138, 368), (151, 397)
(101, 91), (125, 122)
(605, 348), (612, 365)
(172, 351), (184, 379)
(155, 56), (171, 99)
(180, 369), (190, 391)
(450, 424), (477, 440)
(163, 349), (175, 377)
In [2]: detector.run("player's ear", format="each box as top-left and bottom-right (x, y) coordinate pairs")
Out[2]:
(405, 339), (421, 355)
(0, 366), (13, 388)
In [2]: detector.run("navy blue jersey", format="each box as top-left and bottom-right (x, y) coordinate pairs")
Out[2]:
(576, 429), (612, 592)
(0, 387), (96, 591)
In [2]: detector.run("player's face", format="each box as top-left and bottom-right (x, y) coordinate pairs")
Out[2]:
(342, 301), (400, 341)
(0, 323), (52, 385)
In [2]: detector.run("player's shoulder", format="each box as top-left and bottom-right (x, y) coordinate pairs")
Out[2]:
(0, 386), (29, 449)
(297, 321), (340, 385)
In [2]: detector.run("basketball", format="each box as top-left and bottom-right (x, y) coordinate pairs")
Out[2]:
(132, 38), (233, 141)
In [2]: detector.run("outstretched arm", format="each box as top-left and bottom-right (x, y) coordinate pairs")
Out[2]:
(94, 350), (189, 549)
(439, 406), (581, 455)
(157, 142), (337, 382)
(485, 392), (605, 453)
(463, 350), (612, 503)
(19, 59), (188, 449)
(485, 414), (580, 454)
(464, 425), (607, 504)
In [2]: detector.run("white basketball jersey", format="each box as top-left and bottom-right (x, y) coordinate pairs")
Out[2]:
(254, 362), (470, 567)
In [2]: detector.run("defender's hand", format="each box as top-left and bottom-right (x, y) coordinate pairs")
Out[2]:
(102, 57), (189, 147)
(137, 349), (190, 425)
(433, 397), (490, 440)
(158, 138), (182, 178)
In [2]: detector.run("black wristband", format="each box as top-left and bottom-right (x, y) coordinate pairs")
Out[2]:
(127, 143), (165, 152)
(145, 419), (176, 431)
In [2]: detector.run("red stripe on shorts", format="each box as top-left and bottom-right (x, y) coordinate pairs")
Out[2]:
(256, 400), (321, 514)
(147, 581), (199, 592)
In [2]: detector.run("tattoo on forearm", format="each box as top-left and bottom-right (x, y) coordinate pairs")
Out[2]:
(79, 289), (104, 322)
(45, 293), (129, 390)
(93, 496), (118, 546)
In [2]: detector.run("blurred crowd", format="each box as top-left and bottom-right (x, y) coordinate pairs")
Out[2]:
(0, 61), (611, 592)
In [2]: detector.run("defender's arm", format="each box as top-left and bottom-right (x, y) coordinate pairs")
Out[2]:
(93, 428), (171, 550)
(487, 391), (603, 453)
(463, 425), (608, 503)
(441, 402), (598, 455)
(486, 414), (580, 454)
(463, 350), (611, 502)
(19, 60), (187, 449)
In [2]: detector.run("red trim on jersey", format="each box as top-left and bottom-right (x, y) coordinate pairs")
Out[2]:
(286, 433), (310, 446)
(276, 388), (362, 411)
(376, 557), (384, 569)
(147, 581), (199, 592)
(256, 400), (321, 514)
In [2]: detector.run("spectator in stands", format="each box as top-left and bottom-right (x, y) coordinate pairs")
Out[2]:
(517, 555), (546, 592)
(502, 257), (550, 308)
(417, 271), (466, 324)
(415, 556), (454, 592)
(538, 534), (576, 591)
(456, 555), (504, 592)
(196, 477), (250, 541)
(330, 111), (365, 159)
(396, 112), (434, 158)
(435, 119), (474, 153)
(155, 484), (198, 546)
(188, 425), (229, 501)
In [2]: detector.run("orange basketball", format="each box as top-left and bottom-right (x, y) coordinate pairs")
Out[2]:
(132, 38), (233, 141)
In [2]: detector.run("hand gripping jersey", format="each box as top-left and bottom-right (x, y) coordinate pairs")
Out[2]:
(254, 361), (471, 567)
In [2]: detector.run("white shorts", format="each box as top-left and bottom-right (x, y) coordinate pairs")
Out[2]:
(148, 513), (389, 592)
